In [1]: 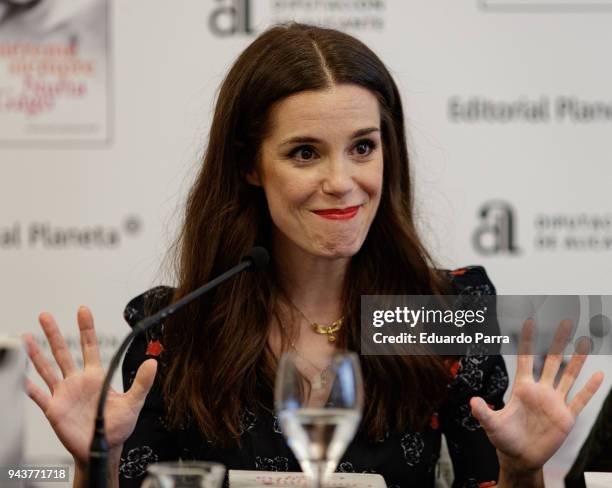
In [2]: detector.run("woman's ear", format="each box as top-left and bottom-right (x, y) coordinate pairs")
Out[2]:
(244, 168), (262, 186)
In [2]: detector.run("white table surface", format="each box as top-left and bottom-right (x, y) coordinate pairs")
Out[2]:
(229, 470), (388, 488)
(584, 472), (612, 488)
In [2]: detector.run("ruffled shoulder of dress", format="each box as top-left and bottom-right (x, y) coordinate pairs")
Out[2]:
(123, 286), (175, 327)
(440, 265), (497, 296)
(123, 286), (175, 356)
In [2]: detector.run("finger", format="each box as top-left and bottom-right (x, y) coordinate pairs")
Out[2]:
(77, 306), (101, 368)
(556, 337), (591, 398)
(540, 319), (572, 385)
(569, 371), (604, 417)
(516, 319), (535, 380)
(25, 377), (51, 412)
(124, 359), (158, 412)
(38, 312), (77, 378)
(470, 396), (497, 432)
(22, 333), (60, 393)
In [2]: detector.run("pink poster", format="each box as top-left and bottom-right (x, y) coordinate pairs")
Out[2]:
(0, 0), (110, 145)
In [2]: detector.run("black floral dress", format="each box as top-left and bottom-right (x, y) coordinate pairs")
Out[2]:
(119, 266), (508, 488)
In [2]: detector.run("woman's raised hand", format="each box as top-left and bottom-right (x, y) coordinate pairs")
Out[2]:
(470, 319), (604, 481)
(22, 306), (158, 468)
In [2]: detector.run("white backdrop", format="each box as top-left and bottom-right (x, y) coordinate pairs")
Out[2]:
(1, 1), (611, 487)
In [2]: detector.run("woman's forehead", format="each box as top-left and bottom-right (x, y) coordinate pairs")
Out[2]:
(265, 84), (381, 139)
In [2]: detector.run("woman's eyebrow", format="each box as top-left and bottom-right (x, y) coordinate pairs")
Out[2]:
(278, 127), (380, 147)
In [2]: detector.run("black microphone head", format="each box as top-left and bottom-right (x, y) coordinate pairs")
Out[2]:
(243, 246), (270, 270)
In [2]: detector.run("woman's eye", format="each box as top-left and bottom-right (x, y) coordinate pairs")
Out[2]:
(290, 145), (317, 162)
(354, 139), (376, 156)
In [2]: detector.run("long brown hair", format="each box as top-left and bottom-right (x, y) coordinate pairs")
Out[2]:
(161, 22), (451, 445)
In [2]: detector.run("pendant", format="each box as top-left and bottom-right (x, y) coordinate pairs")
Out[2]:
(312, 318), (343, 343)
(312, 369), (328, 390)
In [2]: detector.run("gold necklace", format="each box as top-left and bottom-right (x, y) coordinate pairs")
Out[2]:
(283, 294), (344, 343)
(311, 319), (344, 343)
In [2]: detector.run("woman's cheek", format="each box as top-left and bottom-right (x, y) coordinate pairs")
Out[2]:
(360, 165), (384, 198)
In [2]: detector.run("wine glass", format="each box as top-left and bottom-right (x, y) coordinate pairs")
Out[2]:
(275, 351), (364, 488)
(141, 460), (225, 488)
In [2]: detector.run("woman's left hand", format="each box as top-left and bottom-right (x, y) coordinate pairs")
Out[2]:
(469, 319), (604, 480)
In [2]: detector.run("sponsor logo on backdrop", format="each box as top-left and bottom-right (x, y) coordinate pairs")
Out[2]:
(473, 201), (520, 255)
(535, 214), (612, 251)
(480, 0), (612, 12)
(209, 0), (254, 36)
(208, 0), (386, 36)
(449, 96), (612, 124)
(473, 200), (612, 254)
(0, 215), (142, 250)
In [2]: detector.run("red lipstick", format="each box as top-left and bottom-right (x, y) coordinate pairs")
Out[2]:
(312, 205), (361, 220)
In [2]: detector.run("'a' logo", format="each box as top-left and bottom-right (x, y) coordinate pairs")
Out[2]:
(209, 0), (254, 37)
(473, 200), (520, 255)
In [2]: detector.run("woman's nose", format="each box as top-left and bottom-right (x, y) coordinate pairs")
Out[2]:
(321, 156), (354, 197)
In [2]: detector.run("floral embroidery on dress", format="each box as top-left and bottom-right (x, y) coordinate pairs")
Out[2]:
(254, 456), (289, 471)
(454, 281), (492, 317)
(456, 403), (482, 431)
(466, 341), (494, 357)
(337, 461), (355, 472)
(485, 365), (509, 398)
(458, 283), (493, 297)
(456, 356), (485, 391)
(119, 445), (159, 479)
(400, 432), (424, 466)
(239, 407), (257, 434)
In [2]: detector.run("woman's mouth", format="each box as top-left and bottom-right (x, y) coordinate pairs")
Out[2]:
(312, 205), (361, 220)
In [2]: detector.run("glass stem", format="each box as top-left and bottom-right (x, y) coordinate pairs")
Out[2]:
(311, 464), (325, 488)
(311, 477), (323, 488)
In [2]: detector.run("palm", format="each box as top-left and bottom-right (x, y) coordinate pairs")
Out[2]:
(470, 319), (604, 473)
(478, 380), (576, 470)
(44, 370), (136, 462)
(23, 307), (157, 466)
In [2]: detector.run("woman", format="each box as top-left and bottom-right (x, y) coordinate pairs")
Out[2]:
(22, 23), (603, 487)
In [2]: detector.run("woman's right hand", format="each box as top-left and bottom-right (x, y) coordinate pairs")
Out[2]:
(22, 306), (158, 468)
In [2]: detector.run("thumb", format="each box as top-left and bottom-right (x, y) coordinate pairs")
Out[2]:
(470, 396), (497, 432)
(125, 359), (158, 410)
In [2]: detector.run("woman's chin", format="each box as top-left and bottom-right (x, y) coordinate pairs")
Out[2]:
(310, 241), (363, 260)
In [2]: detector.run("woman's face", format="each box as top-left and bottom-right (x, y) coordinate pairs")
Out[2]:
(249, 84), (384, 259)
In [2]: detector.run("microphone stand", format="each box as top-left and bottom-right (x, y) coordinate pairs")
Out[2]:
(87, 248), (269, 487)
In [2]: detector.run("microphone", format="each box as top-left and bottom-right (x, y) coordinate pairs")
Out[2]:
(88, 247), (269, 487)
